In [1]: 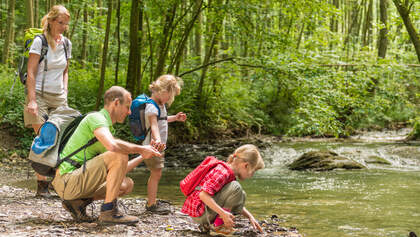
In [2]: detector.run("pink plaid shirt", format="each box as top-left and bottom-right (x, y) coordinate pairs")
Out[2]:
(181, 163), (236, 217)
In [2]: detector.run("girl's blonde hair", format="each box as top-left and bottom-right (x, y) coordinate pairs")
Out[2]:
(41, 5), (70, 50)
(227, 144), (265, 170)
(149, 74), (183, 106)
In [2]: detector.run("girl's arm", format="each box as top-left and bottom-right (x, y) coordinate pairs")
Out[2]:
(167, 112), (187, 123)
(199, 191), (235, 228)
(241, 207), (263, 233)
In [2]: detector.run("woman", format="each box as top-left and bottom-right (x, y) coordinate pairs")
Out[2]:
(24, 5), (72, 197)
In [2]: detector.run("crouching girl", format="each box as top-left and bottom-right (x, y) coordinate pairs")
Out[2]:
(181, 144), (265, 235)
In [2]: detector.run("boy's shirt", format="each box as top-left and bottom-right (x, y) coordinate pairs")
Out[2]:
(181, 163), (236, 217)
(143, 103), (168, 145)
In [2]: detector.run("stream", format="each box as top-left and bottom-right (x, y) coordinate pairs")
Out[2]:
(128, 129), (420, 236)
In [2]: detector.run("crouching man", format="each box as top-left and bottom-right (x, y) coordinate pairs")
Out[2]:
(52, 86), (162, 224)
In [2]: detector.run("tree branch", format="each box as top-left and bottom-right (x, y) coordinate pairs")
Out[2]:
(178, 57), (234, 77)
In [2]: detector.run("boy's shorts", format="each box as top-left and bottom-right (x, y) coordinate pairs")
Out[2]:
(144, 155), (165, 169)
(52, 154), (108, 200)
(24, 91), (67, 127)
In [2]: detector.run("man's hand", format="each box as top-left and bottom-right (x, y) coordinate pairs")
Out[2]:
(175, 112), (187, 122)
(139, 145), (161, 159)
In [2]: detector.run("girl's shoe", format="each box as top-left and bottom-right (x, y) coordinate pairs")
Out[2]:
(210, 225), (237, 236)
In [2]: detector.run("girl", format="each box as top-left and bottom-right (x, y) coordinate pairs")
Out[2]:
(24, 5), (72, 197)
(181, 144), (265, 235)
(144, 74), (187, 214)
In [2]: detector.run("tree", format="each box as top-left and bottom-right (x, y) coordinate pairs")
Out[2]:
(378, 0), (389, 58)
(25, 0), (34, 28)
(126, 0), (140, 95)
(95, 0), (113, 109)
(2, 0), (15, 65)
(392, 0), (420, 62)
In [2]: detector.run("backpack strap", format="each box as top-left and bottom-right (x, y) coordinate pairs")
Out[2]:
(57, 137), (98, 169)
(36, 34), (49, 97)
(62, 36), (70, 60)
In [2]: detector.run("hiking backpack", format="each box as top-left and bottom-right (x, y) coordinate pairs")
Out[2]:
(15, 28), (69, 92)
(129, 94), (166, 141)
(180, 156), (235, 196)
(28, 106), (97, 177)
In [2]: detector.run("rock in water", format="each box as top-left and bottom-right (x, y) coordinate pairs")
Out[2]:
(288, 150), (365, 171)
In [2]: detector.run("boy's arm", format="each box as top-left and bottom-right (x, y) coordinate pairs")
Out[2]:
(199, 191), (235, 228)
(148, 114), (161, 142)
(167, 112), (187, 123)
(241, 207), (263, 233)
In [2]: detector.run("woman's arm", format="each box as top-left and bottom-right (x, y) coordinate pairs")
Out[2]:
(241, 207), (263, 233)
(199, 191), (235, 228)
(63, 60), (69, 95)
(26, 53), (40, 116)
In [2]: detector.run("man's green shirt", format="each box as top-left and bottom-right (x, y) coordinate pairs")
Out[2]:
(59, 108), (114, 175)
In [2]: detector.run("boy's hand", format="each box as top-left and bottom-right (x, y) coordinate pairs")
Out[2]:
(151, 139), (166, 152)
(175, 112), (187, 122)
(221, 210), (235, 228)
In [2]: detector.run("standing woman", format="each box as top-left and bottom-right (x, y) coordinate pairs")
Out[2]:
(24, 5), (72, 197)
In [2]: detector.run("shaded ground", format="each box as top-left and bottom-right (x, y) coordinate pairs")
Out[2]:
(0, 128), (301, 237)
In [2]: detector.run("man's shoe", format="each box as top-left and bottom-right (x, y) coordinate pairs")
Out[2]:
(62, 199), (95, 222)
(210, 225), (237, 236)
(145, 200), (171, 215)
(36, 180), (52, 198)
(99, 200), (139, 225)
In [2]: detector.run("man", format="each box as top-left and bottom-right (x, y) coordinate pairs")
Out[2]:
(52, 86), (162, 224)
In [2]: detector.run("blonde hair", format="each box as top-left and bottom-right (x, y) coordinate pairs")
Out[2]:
(41, 5), (70, 50)
(227, 144), (265, 171)
(149, 74), (183, 106)
(104, 86), (130, 105)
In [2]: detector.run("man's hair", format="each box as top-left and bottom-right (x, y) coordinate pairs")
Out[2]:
(104, 86), (130, 105)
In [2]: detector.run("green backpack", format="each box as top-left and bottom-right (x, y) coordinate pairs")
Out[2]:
(15, 28), (69, 92)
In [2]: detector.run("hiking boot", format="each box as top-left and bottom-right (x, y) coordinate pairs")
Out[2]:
(210, 225), (237, 236)
(99, 200), (139, 225)
(145, 200), (171, 215)
(36, 180), (52, 198)
(62, 198), (95, 222)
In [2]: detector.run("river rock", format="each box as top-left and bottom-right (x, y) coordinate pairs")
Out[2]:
(365, 155), (391, 165)
(288, 150), (365, 171)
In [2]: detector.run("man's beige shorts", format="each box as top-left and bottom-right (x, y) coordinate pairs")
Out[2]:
(23, 91), (67, 128)
(52, 154), (108, 200)
(144, 155), (165, 169)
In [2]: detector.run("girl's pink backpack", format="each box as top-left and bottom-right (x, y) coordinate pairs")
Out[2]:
(180, 156), (234, 196)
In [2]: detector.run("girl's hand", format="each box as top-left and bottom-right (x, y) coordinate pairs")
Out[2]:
(220, 210), (235, 228)
(175, 112), (187, 122)
(248, 215), (263, 233)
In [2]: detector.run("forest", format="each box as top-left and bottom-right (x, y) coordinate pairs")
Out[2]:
(0, 0), (419, 147)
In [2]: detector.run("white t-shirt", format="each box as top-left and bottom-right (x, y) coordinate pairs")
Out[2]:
(29, 34), (72, 94)
(143, 103), (168, 145)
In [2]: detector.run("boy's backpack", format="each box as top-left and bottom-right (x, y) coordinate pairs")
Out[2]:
(180, 156), (235, 196)
(129, 94), (165, 141)
(28, 106), (97, 177)
(16, 28), (70, 90)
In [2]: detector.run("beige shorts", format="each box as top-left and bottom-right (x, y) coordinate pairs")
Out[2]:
(52, 154), (108, 200)
(144, 155), (165, 169)
(23, 91), (67, 128)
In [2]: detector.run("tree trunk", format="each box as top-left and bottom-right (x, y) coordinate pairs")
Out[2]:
(69, 8), (80, 40)
(2, 0), (15, 64)
(126, 0), (140, 95)
(34, 0), (39, 27)
(50, 0), (55, 8)
(95, 0), (113, 110)
(25, 0), (34, 28)
(0, 0), (3, 38)
(114, 0), (121, 85)
(81, 3), (88, 67)
(392, 0), (420, 62)
(378, 0), (388, 58)
(194, 0), (202, 63)
(362, 0), (373, 46)
(135, 1), (143, 95)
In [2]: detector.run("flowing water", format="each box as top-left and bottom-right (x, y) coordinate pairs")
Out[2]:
(128, 129), (420, 236)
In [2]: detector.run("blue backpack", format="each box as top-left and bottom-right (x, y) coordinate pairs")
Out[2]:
(129, 94), (162, 141)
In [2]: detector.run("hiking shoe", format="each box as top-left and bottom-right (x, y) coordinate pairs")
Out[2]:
(99, 200), (139, 225)
(36, 180), (52, 198)
(210, 225), (237, 236)
(145, 200), (171, 215)
(62, 199), (95, 222)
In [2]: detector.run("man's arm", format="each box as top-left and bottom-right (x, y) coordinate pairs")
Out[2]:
(93, 127), (161, 158)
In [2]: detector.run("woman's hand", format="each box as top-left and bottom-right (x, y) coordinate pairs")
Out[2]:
(27, 100), (38, 117)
